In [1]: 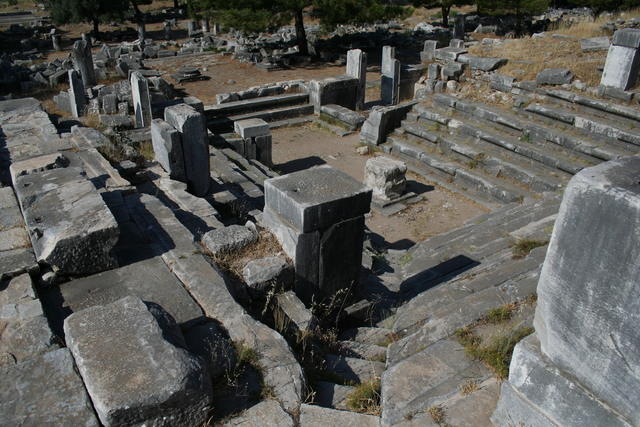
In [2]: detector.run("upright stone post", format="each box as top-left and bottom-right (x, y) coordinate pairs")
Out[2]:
(263, 165), (372, 304)
(51, 34), (61, 51)
(346, 49), (367, 111)
(453, 15), (465, 40)
(71, 37), (96, 88)
(381, 46), (400, 105)
(492, 156), (640, 426)
(130, 71), (152, 129)
(201, 19), (210, 34)
(601, 28), (640, 90)
(420, 40), (438, 63)
(187, 20), (197, 37)
(68, 70), (86, 118)
(234, 118), (273, 167)
(164, 104), (210, 197)
(137, 22), (146, 42)
(151, 119), (186, 182)
(212, 23), (220, 35)
(164, 21), (172, 40)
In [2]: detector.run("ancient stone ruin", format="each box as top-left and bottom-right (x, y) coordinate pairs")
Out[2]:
(1, 4), (640, 426)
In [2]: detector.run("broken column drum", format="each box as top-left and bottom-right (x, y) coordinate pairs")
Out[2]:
(263, 165), (372, 304)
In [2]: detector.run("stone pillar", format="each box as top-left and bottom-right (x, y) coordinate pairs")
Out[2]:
(492, 155), (640, 426)
(137, 22), (146, 42)
(212, 23), (220, 35)
(164, 104), (210, 197)
(130, 71), (152, 129)
(453, 15), (465, 40)
(151, 118), (186, 181)
(601, 28), (640, 90)
(164, 21), (172, 40)
(381, 46), (400, 105)
(68, 69), (86, 118)
(263, 165), (372, 304)
(420, 40), (438, 63)
(234, 118), (272, 167)
(51, 34), (61, 51)
(187, 20), (197, 37)
(346, 49), (367, 111)
(201, 19), (210, 34)
(71, 37), (96, 88)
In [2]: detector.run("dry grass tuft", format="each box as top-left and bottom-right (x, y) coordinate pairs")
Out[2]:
(346, 379), (382, 415)
(211, 229), (285, 279)
(428, 405), (447, 425)
(512, 238), (548, 259)
(459, 379), (479, 395)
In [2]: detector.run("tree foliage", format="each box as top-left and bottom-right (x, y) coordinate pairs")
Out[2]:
(412, 0), (473, 26)
(45, 0), (129, 36)
(188, 0), (404, 54)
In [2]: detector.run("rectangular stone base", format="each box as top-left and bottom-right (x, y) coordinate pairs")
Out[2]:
(491, 334), (631, 427)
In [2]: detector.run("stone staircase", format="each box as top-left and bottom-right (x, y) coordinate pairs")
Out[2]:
(371, 194), (561, 425)
(205, 92), (314, 134)
(385, 91), (640, 206)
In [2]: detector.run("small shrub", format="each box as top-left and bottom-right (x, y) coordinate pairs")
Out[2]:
(137, 140), (155, 162)
(459, 379), (479, 395)
(346, 379), (381, 415)
(399, 253), (412, 266)
(428, 405), (446, 425)
(512, 238), (549, 259)
(377, 331), (402, 347)
(486, 305), (514, 323)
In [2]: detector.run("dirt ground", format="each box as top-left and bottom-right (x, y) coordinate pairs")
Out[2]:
(271, 126), (488, 248)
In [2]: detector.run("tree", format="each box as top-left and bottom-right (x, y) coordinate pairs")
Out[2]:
(476, 0), (549, 34)
(412, 0), (473, 27)
(189, 0), (404, 56)
(45, 0), (129, 38)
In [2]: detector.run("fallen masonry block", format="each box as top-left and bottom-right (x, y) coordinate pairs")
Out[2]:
(536, 68), (574, 85)
(223, 400), (294, 426)
(243, 256), (292, 294)
(580, 36), (610, 52)
(13, 165), (119, 276)
(275, 290), (318, 337)
(320, 104), (366, 131)
(201, 224), (257, 255)
(151, 118), (186, 181)
(364, 156), (407, 201)
(233, 118), (273, 166)
(0, 348), (99, 425)
(360, 101), (417, 145)
(309, 75), (360, 113)
(299, 404), (379, 426)
(64, 296), (212, 426)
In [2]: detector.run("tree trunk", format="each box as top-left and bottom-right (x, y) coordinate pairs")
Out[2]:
(92, 18), (100, 40)
(294, 8), (309, 56)
(174, 0), (180, 9)
(442, 5), (450, 27)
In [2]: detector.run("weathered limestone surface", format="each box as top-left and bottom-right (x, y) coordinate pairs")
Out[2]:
(0, 187), (37, 280)
(0, 348), (99, 426)
(131, 71), (152, 128)
(201, 224), (257, 255)
(64, 296), (212, 426)
(128, 194), (304, 412)
(13, 165), (119, 275)
(264, 165), (372, 233)
(275, 290), (318, 334)
(360, 102), (416, 145)
(531, 156), (640, 425)
(346, 49), (367, 110)
(536, 68), (573, 85)
(581, 36), (610, 51)
(492, 335), (631, 427)
(601, 29), (640, 90)
(165, 104), (210, 196)
(223, 400), (293, 427)
(183, 321), (236, 380)
(234, 118), (270, 139)
(55, 257), (203, 327)
(364, 156), (407, 201)
(68, 69), (86, 118)
(381, 46), (400, 105)
(243, 256), (292, 293)
(151, 118), (186, 181)
(299, 404), (380, 427)
(309, 75), (360, 113)
(71, 38), (96, 88)
(320, 104), (366, 130)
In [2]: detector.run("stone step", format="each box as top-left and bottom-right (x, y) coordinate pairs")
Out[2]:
(401, 115), (567, 193)
(336, 340), (387, 362)
(525, 101), (640, 148)
(208, 104), (314, 133)
(324, 354), (385, 385)
(390, 135), (530, 205)
(381, 338), (493, 426)
(430, 95), (609, 170)
(543, 88), (640, 124)
(393, 245), (547, 335)
(339, 327), (394, 346)
(438, 108), (596, 176)
(268, 116), (314, 130)
(388, 264), (540, 367)
(314, 381), (355, 411)
(204, 93), (309, 118)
